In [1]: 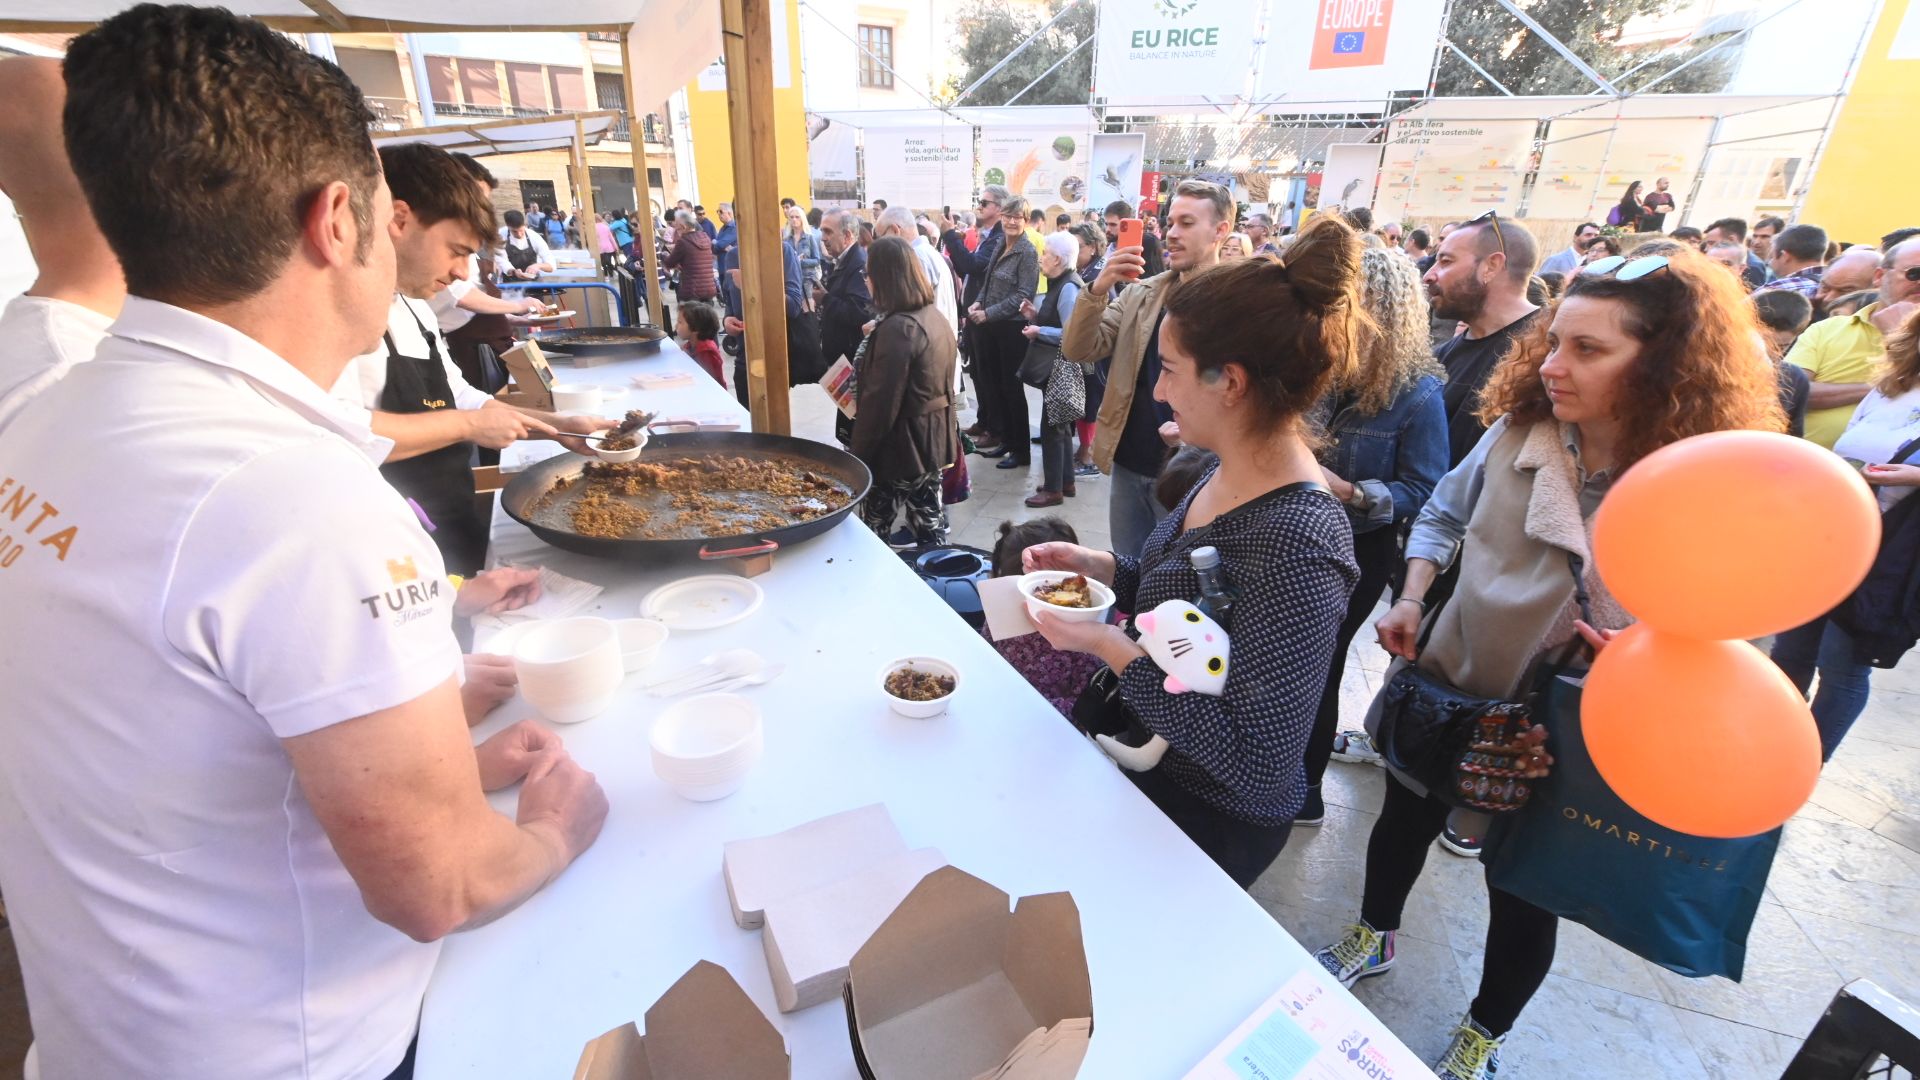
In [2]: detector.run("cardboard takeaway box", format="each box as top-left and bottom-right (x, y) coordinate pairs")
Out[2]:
(574, 960), (790, 1080)
(723, 803), (949, 1013)
(843, 866), (1093, 1080)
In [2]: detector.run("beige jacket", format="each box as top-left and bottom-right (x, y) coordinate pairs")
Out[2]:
(1369, 419), (1632, 801)
(1420, 419), (1631, 699)
(1060, 271), (1176, 472)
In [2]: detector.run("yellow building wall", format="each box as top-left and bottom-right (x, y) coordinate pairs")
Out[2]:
(1801, 0), (1920, 243)
(684, 0), (812, 208)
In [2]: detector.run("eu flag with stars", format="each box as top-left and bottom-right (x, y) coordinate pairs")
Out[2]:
(1333, 32), (1366, 54)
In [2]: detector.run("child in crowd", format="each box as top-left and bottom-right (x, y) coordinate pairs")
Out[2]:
(983, 518), (1103, 718)
(1154, 445), (1219, 513)
(676, 301), (726, 386)
(1754, 289), (1813, 438)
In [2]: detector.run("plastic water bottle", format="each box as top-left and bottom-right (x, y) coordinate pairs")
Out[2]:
(1190, 546), (1237, 631)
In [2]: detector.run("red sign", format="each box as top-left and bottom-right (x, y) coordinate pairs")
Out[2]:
(1310, 0), (1393, 70)
(1140, 170), (1163, 199)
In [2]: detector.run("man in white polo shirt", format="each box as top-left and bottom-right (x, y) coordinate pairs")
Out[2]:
(0, 9), (607, 1078)
(0, 57), (123, 430)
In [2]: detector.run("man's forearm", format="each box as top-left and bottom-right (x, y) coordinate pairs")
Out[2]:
(1807, 379), (1870, 410)
(371, 409), (474, 462)
(459, 291), (533, 316)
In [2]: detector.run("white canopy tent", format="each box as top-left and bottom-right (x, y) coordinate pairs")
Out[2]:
(370, 110), (621, 158)
(0, 0), (807, 435)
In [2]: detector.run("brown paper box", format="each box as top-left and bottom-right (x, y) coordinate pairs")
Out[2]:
(844, 867), (1092, 1080)
(574, 960), (790, 1080)
(498, 339), (557, 410)
(722, 804), (909, 930)
(761, 846), (949, 1013)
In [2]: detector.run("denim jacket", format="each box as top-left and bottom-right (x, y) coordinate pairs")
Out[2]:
(1316, 373), (1448, 534)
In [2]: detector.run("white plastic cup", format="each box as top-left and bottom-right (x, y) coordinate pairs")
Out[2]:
(550, 382), (602, 413)
(614, 618), (669, 672)
(513, 617), (623, 724)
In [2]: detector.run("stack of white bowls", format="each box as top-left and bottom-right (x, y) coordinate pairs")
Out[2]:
(513, 617), (625, 724)
(649, 693), (764, 801)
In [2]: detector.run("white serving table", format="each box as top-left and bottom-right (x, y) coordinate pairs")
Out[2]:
(416, 340), (1429, 1078)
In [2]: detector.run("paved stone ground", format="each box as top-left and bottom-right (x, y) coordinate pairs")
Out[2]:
(0, 379), (1908, 1078)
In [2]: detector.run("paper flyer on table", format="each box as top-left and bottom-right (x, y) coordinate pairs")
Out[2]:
(1182, 966), (1434, 1080)
(820, 356), (857, 418)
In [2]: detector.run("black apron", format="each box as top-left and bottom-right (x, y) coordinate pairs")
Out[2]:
(446, 254), (515, 392)
(378, 301), (488, 575)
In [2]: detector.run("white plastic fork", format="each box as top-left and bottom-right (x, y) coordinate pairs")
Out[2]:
(643, 649), (763, 697)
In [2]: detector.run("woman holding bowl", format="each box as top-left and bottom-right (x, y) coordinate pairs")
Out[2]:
(1023, 218), (1365, 887)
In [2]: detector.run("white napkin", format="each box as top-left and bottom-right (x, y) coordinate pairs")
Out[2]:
(979, 576), (1038, 641)
(471, 565), (604, 629)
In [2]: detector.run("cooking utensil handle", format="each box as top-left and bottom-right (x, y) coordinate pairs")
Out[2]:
(699, 540), (779, 560)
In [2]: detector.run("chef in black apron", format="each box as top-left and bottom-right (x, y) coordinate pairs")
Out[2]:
(378, 302), (489, 576)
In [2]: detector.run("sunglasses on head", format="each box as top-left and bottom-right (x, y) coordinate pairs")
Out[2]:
(1581, 254), (1671, 281)
(1469, 209), (1508, 261)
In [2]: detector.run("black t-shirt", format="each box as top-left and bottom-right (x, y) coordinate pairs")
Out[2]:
(1434, 309), (1538, 466)
(1641, 191), (1674, 231)
(1114, 311), (1174, 476)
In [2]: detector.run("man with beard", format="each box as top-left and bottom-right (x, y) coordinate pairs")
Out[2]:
(1422, 213), (1540, 465)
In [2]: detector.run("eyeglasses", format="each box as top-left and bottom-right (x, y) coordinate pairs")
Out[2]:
(1903, 266), (1920, 283)
(1469, 209), (1508, 261)
(979, 199), (1000, 208)
(1581, 254), (1671, 281)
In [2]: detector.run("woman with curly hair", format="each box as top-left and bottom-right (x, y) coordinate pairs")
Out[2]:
(1313, 248), (1784, 1080)
(1776, 306), (1920, 759)
(1297, 247), (1449, 825)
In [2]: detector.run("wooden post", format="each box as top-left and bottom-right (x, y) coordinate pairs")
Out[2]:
(571, 116), (602, 314)
(618, 30), (669, 330)
(719, 0), (791, 434)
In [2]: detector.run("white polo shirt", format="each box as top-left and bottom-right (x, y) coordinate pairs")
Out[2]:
(331, 294), (495, 416)
(427, 254), (481, 333)
(0, 296), (461, 1079)
(0, 294), (114, 431)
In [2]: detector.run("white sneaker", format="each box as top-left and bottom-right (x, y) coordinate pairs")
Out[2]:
(1330, 729), (1384, 766)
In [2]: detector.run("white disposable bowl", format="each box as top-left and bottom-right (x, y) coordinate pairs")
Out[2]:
(476, 621), (537, 656)
(879, 657), (959, 719)
(550, 382), (602, 413)
(590, 426), (648, 463)
(1017, 571), (1117, 624)
(513, 617), (623, 724)
(613, 618), (669, 672)
(650, 693), (763, 800)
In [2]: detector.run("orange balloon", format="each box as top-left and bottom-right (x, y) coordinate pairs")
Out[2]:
(1582, 623), (1819, 838)
(1591, 430), (1880, 640)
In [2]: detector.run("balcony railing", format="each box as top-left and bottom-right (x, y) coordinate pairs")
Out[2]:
(431, 101), (559, 121)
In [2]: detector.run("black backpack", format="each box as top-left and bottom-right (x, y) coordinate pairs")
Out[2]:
(1832, 437), (1920, 667)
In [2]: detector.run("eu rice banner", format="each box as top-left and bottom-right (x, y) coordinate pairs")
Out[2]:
(1256, 1), (1448, 105)
(1094, 0), (1263, 105)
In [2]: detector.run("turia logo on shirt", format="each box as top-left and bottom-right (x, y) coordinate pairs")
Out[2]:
(362, 556), (442, 623)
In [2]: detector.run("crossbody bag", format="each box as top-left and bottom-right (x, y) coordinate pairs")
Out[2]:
(1374, 551), (1594, 813)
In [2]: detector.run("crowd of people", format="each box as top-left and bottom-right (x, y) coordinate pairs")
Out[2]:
(0, 7), (1914, 1079)
(771, 173), (1919, 1079)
